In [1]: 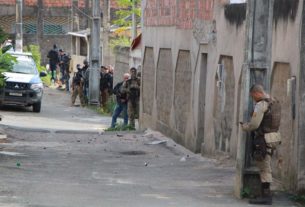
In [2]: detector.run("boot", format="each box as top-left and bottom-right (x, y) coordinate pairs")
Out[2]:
(249, 182), (272, 205)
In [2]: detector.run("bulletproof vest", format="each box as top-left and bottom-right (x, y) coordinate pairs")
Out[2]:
(256, 98), (281, 135)
(73, 70), (83, 85)
(128, 78), (140, 100)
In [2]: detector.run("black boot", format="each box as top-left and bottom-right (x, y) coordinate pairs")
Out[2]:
(249, 182), (272, 205)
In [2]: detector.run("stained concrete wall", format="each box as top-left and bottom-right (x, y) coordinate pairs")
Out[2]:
(113, 46), (130, 86)
(270, 0), (302, 192)
(141, 1), (246, 155)
(141, 0), (304, 193)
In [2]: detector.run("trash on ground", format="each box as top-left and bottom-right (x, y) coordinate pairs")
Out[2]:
(146, 140), (167, 145)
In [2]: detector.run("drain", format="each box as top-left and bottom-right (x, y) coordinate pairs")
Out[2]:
(120, 150), (146, 155)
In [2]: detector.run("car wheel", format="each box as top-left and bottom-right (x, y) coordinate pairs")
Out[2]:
(33, 102), (41, 113)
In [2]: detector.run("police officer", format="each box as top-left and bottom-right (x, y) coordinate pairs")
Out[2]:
(82, 59), (90, 104)
(121, 67), (140, 128)
(71, 64), (85, 107)
(241, 84), (281, 205)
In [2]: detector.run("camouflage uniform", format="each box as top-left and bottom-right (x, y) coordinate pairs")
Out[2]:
(71, 67), (85, 107)
(121, 68), (140, 128)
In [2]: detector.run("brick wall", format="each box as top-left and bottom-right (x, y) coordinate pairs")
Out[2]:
(144, 0), (214, 29)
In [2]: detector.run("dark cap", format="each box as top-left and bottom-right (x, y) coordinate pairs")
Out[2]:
(59, 49), (64, 52)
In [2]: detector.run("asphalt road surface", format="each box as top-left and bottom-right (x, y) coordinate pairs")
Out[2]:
(0, 87), (297, 207)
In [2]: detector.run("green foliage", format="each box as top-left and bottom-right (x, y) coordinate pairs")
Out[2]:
(290, 194), (305, 205)
(110, 36), (131, 51)
(241, 187), (252, 198)
(114, 0), (141, 27)
(0, 26), (8, 45)
(96, 98), (116, 115)
(24, 44), (51, 86)
(105, 122), (135, 131)
(0, 51), (16, 88)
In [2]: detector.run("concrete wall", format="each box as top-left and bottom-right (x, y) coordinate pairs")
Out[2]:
(141, 0), (304, 192)
(114, 46), (130, 85)
(141, 0), (246, 154)
(270, 0), (302, 192)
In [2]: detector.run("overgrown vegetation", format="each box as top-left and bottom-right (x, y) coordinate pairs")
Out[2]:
(290, 193), (305, 206)
(241, 186), (252, 198)
(110, 0), (141, 50)
(87, 98), (116, 116)
(24, 44), (51, 86)
(109, 36), (131, 50)
(0, 27), (8, 45)
(105, 122), (135, 131)
(0, 26), (16, 88)
(0, 51), (16, 88)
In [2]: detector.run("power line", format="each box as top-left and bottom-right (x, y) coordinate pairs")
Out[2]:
(72, 4), (92, 20)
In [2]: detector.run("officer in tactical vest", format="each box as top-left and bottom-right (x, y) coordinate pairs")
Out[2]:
(121, 67), (140, 128)
(71, 64), (85, 107)
(241, 84), (281, 205)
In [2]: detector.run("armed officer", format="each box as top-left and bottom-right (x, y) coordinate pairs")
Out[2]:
(121, 67), (140, 128)
(241, 84), (281, 205)
(71, 64), (85, 107)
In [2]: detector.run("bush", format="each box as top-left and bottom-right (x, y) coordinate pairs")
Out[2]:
(0, 51), (16, 88)
(24, 45), (51, 86)
(105, 122), (135, 131)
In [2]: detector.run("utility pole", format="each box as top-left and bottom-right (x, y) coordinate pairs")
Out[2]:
(89, 0), (101, 105)
(37, 0), (43, 47)
(131, 0), (137, 40)
(235, 0), (274, 198)
(102, 0), (110, 65)
(15, 0), (23, 52)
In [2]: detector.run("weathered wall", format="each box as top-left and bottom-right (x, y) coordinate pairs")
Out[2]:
(113, 46), (130, 86)
(297, 0), (305, 193)
(270, 0), (302, 192)
(141, 0), (246, 155)
(141, 0), (304, 193)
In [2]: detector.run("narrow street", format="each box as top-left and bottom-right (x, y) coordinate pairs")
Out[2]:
(0, 88), (296, 207)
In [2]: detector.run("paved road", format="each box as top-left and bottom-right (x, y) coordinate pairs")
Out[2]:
(0, 87), (297, 207)
(0, 87), (111, 132)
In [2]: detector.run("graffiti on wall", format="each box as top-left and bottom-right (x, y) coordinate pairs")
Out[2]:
(144, 0), (214, 29)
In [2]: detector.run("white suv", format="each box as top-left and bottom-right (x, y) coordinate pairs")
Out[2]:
(0, 51), (46, 112)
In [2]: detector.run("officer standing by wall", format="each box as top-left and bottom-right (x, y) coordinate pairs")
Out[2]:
(71, 64), (85, 107)
(121, 67), (140, 128)
(241, 84), (281, 205)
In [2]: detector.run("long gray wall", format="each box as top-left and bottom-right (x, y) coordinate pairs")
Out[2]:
(141, 0), (304, 193)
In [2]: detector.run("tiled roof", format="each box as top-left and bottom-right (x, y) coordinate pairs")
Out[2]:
(0, 0), (119, 8)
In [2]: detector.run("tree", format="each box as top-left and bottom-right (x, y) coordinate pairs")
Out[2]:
(110, 0), (141, 50)
(0, 51), (16, 88)
(0, 26), (8, 45)
(0, 26), (16, 88)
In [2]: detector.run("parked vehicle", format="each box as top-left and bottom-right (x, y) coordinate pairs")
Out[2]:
(0, 51), (46, 112)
